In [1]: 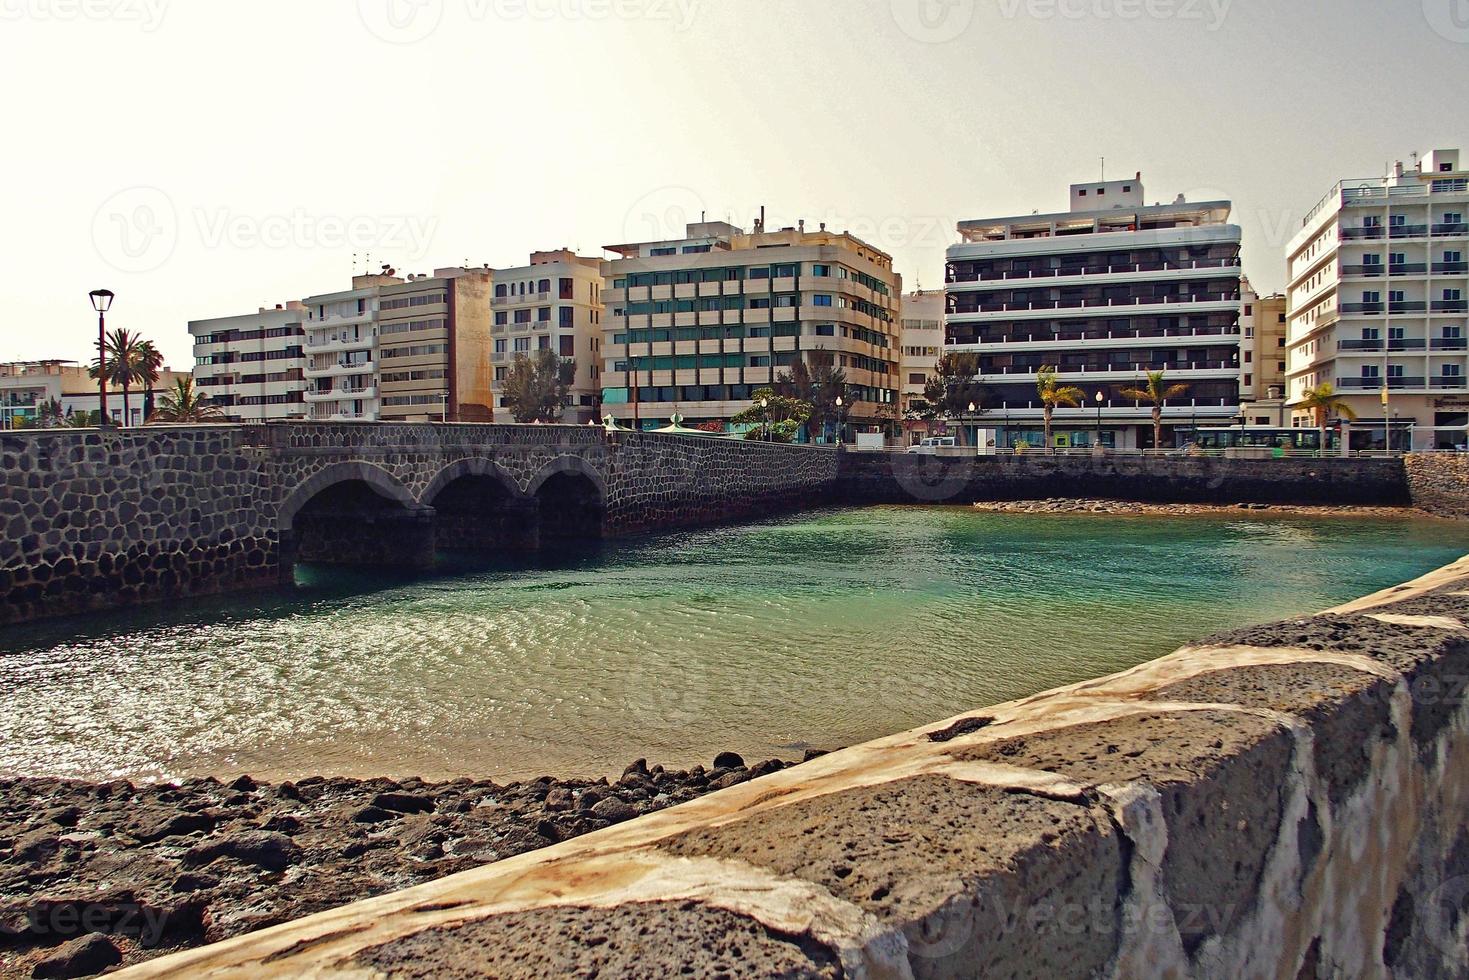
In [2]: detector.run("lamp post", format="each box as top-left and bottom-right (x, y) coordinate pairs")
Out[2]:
(1094, 390), (1104, 449)
(761, 396), (770, 442)
(89, 289), (114, 426)
(835, 395), (845, 446)
(967, 401), (977, 449)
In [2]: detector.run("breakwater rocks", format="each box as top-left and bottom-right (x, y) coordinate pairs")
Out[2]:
(970, 498), (1428, 519)
(0, 752), (814, 979)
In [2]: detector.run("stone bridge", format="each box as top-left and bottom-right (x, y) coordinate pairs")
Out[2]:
(0, 424), (838, 626)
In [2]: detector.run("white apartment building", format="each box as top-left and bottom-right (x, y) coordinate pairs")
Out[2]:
(1286, 148), (1469, 451)
(945, 175), (1244, 450)
(303, 268), (495, 423)
(602, 218), (901, 433)
(491, 250), (605, 423)
(899, 289), (943, 437)
(1, 360), (188, 428)
(190, 303), (309, 422)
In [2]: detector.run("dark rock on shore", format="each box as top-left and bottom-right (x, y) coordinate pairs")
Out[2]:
(0, 751), (822, 979)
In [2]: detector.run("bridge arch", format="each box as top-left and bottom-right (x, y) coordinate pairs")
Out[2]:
(278, 463), (434, 569)
(422, 457), (537, 552)
(529, 455), (608, 541)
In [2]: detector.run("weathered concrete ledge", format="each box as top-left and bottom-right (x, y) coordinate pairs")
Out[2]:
(119, 558), (1469, 978)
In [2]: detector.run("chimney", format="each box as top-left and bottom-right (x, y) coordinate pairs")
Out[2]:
(798, 219), (806, 233)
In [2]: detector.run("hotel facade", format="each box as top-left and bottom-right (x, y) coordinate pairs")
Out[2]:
(303, 268), (495, 423)
(899, 289), (944, 440)
(601, 219), (902, 432)
(945, 175), (1244, 450)
(1285, 148), (1469, 451)
(491, 250), (605, 423)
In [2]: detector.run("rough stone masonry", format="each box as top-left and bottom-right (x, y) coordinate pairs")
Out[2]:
(110, 557), (1469, 978)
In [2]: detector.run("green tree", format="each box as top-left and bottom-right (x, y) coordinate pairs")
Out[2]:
(503, 349), (576, 423)
(150, 377), (226, 423)
(65, 409), (102, 428)
(1299, 382), (1358, 452)
(1120, 370), (1190, 451)
(1036, 366), (1086, 451)
(921, 352), (989, 422)
(732, 387), (812, 443)
(135, 340), (165, 422)
(89, 327), (146, 426)
(36, 397), (65, 427)
(776, 351), (846, 440)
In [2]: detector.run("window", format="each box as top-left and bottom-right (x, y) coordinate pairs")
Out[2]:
(811, 264), (831, 277)
(682, 245), (712, 254)
(1078, 189), (1087, 196)
(1446, 364), (1463, 377)
(1390, 252), (1406, 266)
(1446, 251), (1463, 263)
(1244, 304), (1253, 316)
(1389, 214), (1406, 228)
(494, 339), (507, 353)
(1363, 291), (1381, 303)
(514, 309), (532, 324)
(494, 312), (507, 326)
(538, 336), (550, 350)
(1363, 253), (1382, 266)
(494, 284), (507, 298)
(1389, 327), (1405, 340)
(1362, 365), (1380, 378)
(1446, 213), (1463, 225)
(650, 247), (677, 257)
(1387, 365), (1405, 379)
(1362, 328), (1380, 340)
(1443, 163), (1455, 173)
(494, 367), (507, 381)
(559, 336), (574, 357)
(1447, 289), (1464, 301)
(513, 337), (530, 353)
(559, 278), (574, 299)
(1364, 216), (1381, 228)
(1389, 290), (1405, 303)
(559, 307), (574, 328)
(537, 307), (551, 322)
(908, 373), (926, 385)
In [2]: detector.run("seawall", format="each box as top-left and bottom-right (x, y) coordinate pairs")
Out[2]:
(834, 451), (1413, 508)
(118, 558), (1469, 979)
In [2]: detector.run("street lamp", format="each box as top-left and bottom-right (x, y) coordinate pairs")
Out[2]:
(835, 395), (845, 446)
(89, 289), (114, 426)
(1094, 390), (1104, 448)
(967, 401), (977, 449)
(761, 396), (770, 442)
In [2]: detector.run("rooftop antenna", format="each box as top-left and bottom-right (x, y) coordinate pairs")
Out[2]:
(1101, 157), (1105, 182)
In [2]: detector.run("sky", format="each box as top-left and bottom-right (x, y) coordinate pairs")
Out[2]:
(1, 0), (1466, 369)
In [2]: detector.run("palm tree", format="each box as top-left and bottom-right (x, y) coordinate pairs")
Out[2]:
(150, 377), (225, 423)
(1299, 382), (1358, 453)
(134, 340), (165, 422)
(1036, 366), (1085, 451)
(36, 398), (65, 427)
(89, 328), (145, 426)
(1121, 370), (1191, 451)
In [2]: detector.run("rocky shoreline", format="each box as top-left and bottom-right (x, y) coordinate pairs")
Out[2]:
(970, 498), (1433, 519)
(0, 752), (819, 979)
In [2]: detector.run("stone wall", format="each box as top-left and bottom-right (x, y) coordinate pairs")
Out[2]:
(1406, 453), (1469, 518)
(115, 558), (1469, 979)
(835, 451), (1413, 507)
(0, 424), (840, 627)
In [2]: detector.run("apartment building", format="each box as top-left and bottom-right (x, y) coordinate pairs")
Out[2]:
(602, 218), (902, 433)
(303, 268), (494, 423)
(945, 175), (1244, 449)
(1239, 282), (1289, 427)
(899, 290), (944, 440)
(491, 250), (604, 423)
(190, 303), (308, 422)
(0, 359), (187, 428)
(1286, 148), (1469, 451)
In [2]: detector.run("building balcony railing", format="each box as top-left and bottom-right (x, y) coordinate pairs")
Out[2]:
(1432, 377), (1469, 390)
(1337, 377), (1425, 390)
(1433, 262), (1469, 274)
(1339, 303), (1384, 314)
(945, 257), (1241, 285)
(1391, 301), (1429, 313)
(1433, 223), (1469, 236)
(1338, 339), (1429, 351)
(960, 293), (1238, 315)
(978, 361), (1238, 378)
(949, 326), (1241, 346)
(1341, 228), (1386, 241)
(1340, 263), (1432, 277)
(1434, 300), (1469, 313)
(1432, 337), (1468, 350)
(990, 397), (1240, 412)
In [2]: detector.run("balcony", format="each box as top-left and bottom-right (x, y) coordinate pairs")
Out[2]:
(306, 332), (374, 352)
(1431, 377), (1469, 390)
(1433, 300), (1469, 313)
(945, 257), (1241, 285)
(1340, 265), (1385, 277)
(1337, 377), (1425, 390)
(1390, 225), (1430, 239)
(978, 360), (1239, 379)
(1339, 338), (1426, 352)
(1340, 303), (1384, 314)
(1433, 223), (1469, 236)
(1432, 337), (1469, 350)
(307, 360), (374, 378)
(305, 386), (375, 402)
(962, 293), (1238, 316)
(1388, 263), (1429, 275)
(1433, 262), (1469, 274)
(1341, 227), (1386, 241)
(1389, 301), (1428, 314)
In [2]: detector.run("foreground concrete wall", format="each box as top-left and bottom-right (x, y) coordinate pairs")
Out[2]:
(120, 559), (1469, 979)
(835, 451), (1412, 507)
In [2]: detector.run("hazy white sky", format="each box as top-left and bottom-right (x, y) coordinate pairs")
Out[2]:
(2, 0), (1465, 369)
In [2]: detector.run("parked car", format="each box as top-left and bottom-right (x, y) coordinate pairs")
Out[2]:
(907, 437), (958, 455)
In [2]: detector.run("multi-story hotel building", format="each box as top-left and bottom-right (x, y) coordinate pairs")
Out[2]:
(945, 175), (1244, 449)
(190, 303), (308, 422)
(303, 268), (494, 423)
(1285, 148), (1469, 451)
(1239, 282), (1289, 427)
(1, 360), (188, 428)
(899, 289), (943, 440)
(491, 250), (604, 423)
(601, 219), (902, 432)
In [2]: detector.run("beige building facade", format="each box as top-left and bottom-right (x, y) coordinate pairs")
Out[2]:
(1240, 282), (1289, 426)
(899, 289), (944, 439)
(1, 360), (188, 428)
(601, 218), (902, 433)
(492, 250), (605, 423)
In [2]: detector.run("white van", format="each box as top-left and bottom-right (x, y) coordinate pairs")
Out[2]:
(907, 436), (957, 455)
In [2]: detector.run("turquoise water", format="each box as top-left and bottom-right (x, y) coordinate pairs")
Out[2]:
(0, 507), (1463, 783)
